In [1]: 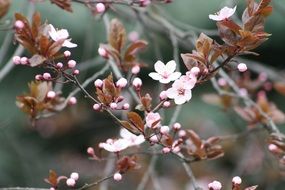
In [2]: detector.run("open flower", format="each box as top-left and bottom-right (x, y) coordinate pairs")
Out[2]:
(149, 60), (181, 84)
(100, 139), (130, 152)
(209, 6), (237, 21)
(120, 128), (145, 146)
(48, 24), (77, 48)
(166, 74), (196, 105)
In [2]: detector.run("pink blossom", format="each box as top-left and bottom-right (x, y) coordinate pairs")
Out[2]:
(56, 62), (63, 69)
(73, 69), (80, 75)
(120, 128), (145, 146)
(93, 103), (101, 111)
(68, 97), (77, 105)
(14, 20), (24, 29)
(66, 178), (76, 187)
(100, 138), (130, 152)
(13, 56), (21, 65)
(47, 91), (56, 99)
(48, 24), (77, 48)
(149, 135), (159, 143)
(159, 91), (168, 100)
(128, 31), (139, 42)
(20, 57), (28, 65)
(68, 60), (76, 68)
(166, 75), (196, 105)
(70, 172), (79, 181)
(149, 60), (181, 84)
(131, 65), (140, 74)
(96, 3), (106, 13)
(98, 47), (108, 58)
(64, 50), (71, 57)
(94, 79), (103, 88)
(146, 112), (161, 128)
(232, 176), (242, 185)
(43, 73), (51, 80)
(163, 101), (171, 108)
(173, 122), (181, 130)
(110, 102), (118, 109)
(122, 103), (130, 110)
(116, 78), (128, 88)
(209, 6), (237, 21)
(160, 126), (170, 134)
(162, 147), (171, 154)
(132, 77), (142, 88)
(87, 147), (95, 155)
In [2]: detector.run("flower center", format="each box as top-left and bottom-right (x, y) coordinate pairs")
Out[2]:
(178, 88), (185, 95)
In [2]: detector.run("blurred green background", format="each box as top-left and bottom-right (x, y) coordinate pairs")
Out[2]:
(0, 0), (285, 189)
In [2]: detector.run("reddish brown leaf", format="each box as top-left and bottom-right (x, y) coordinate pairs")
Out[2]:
(108, 19), (126, 52)
(50, 0), (73, 12)
(127, 112), (144, 132)
(124, 40), (147, 62)
(0, 0), (10, 18)
(120, 120), (141, 135)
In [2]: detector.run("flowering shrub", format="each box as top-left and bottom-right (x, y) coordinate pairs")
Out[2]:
(1, 0), (285, 189)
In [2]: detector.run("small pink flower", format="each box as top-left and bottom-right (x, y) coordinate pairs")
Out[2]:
(122, 103), (130, 110)
(160, 126), (170, 134)
(120, 128), (145, 146)
(100, 138), (130, 152)
(68, 60), (76, 68)
(87, 147), (95, 155)
(162, 147), (171, 154)
(166, 76), (196, 105)
(48, 24), (77, 48)
(35, 74), (42, 80)
(68, 97), (77, 105)
(218, 78), (227, 86)
(43, 73), (51, 80)
(13, 56), (21, 65)
(110, 102), (118, 109)
(20, 57), (28, 65)
(149, 60), (181, 84)
(159, 91), (168, 100)
(163, 101), (171, 108)
(173, 122), (181, 130)
(113, 173), (122, 181)
(190, 67), (200, 76)
(150, 135), (159, 143)
(94, 79), (103, 88)
(178, 130), (186, 137)
(73, 69), (80, 75)
(146, 112), (161, 128)
(132, 77), (142, 88)
(209, 6), (237, 21)
(131, 65), (140, 74)
(56, 62), (63, 69)
(96, 3), (106, 13)
(64, 50), (71, 57)
(208, 180), (222, 190)
(98, 47), (108, 58)
(237, 63), (247, 72)
(268, 144), (278, 151)
(93, 103), (101, 111)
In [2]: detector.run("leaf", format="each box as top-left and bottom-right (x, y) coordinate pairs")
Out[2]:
(274, 82), (285, 96)
(108, 19), (126, 52)
(29, 54), (46, 67)
(44, 170), (58, 187)
(120, 121), (141, 135)
(127, 112), (144, 132)
(196, 33), (213, 57)
(32, 12), (41, 39)
(50, 0), (73, 12)
(124, 40), (148, 62)
(187, 130), (202, 148)
(140, 93), (152, 112)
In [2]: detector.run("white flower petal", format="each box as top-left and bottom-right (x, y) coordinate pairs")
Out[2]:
(168, 72), (182, 81)
(166, 87), (178, 99)
(62, 40), (77, 48)
(209, 14), (223, 21)
(154, 60), (166, 74)
(159, 78), (171, 84)
(174, 95), (187, 105)
(165, 60), (177, 73)
(184, 89), (192, 101)
(149, 72), (162, 81)
(57, 29), (69, 39)
(48, 24), (58, 41)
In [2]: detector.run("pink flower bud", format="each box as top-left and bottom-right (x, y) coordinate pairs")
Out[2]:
(208, 180), (222, 190)
(268, 144), (278, 152)
(218, 78), (227, 87)
(98, 47), (108, 58)
(139, 0), (151, 7)
(122, 103), (130, 110)
(258, 72), (267, 82)
(35, 74), (42, 80)
(98, 142), (105, 148)
(94, 79), (103, 88)
(172, 146), (181, 153)
(116, 78), (128, 88)
(14, 20), (24, 29)
(160, 126), (170, 134)
(56, 62), (63, 69)
(87, 147), (95, 155)
(64, 50), (71, 57)
(150, 135), (159, 143)
(128, 31), (139, 42)
(66, 178), (76, 187)
(43, 72), (51, 80)
(47, 91), (56, 99)
(116, 96), (124, 103)
(20, 57), (28, 65)
(132, 77), (142, 88)
(237, 63), (247, 72)
(68, 60), (76, 68)
(131, 65), (140, 74)
(113, 173), (122, 181)
(159, 91), (167, 100)
(73, 69), (80, 75)
(13, 56), (21, 65)
(239, 88), (248, 97)
(190, 67), (200, 76)
(50, 187), (55, 190)
(173, 122), (181, 130)
(96, 3), (106, 13)
(68, 97), (77, 105)
(178, 130), (186, 138)
(232, 176), (242, 185)
(162, 147), (171, 154)
(70, 172), (79, 181)
(110, 102), (117, 109)
(163, 101), (171, 108)
(93, 103), (101, 111)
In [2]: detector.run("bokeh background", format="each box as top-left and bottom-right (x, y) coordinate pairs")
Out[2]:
(0, 0), (285, 189)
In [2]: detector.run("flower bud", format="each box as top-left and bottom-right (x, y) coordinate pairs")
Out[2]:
(116, 78), (128, 88)
(122, 103), (130, 110)
(14, 20), (24, 29)
(43, 73), (51, 80)
(56, 62), (63, 69)
(208, 180), (222, 190)
(98, 47), (108, 58)
(150, 135), (159, 143)
(218, 78), (227, 87)
(173, 122), (181, 130)
(96, 3), (106, 13)
(190, 67), (200, 76)
(68, 97), (77, 105)
(237, 63), (247, 72)
(172, 146), (181, 153)
(110, 102), (117, 109)
(113, 172), (122, 181)
(163, 101), (171, 108)
(35, 74), (42, 81)
(13, 56), (21, 65)
(232, 176), (242, 185)
(162, 147), (171, 154)
(64, 50), (71, 57)
(178, 130), (186, 138)
(94, 79), (103, 88)
(87, 147), (95, 155)
(68, 60), (76, 68)
(20, 57), (28, 65)
(73, 69), (80, 75)
(159, 91), (167, 100)
(131, 65), (140, 74)
(132, 77), (142, 88)
(47, 91), (56, 99)
(160, 126), (170, 134)
(93, 103), (101, 111)
(66, 178), (76, 187)
(70, 172), (79, 181)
